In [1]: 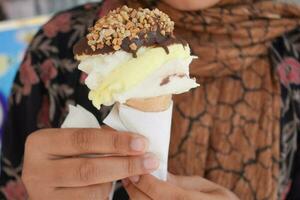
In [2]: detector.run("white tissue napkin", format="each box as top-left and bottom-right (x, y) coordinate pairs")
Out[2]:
(104, 103), (173, 181)
(61, 105), (118, 200)
(61, 105), (99, 128)
(61, 103), (173, 199)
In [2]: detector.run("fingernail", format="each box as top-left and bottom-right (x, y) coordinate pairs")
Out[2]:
(122, 179), (129, 187)
(130, 138), (147, 152)
(143, 153), (159, 170)
(129, 176), (140, 183)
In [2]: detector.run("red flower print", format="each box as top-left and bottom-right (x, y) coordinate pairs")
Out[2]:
(43, 12), (72, 38)
(40, 59), (58, 87)
(277, 58), (300, 86)
(98, 0), (122, 18)
(1, 180), (28, 200)
(42, 20), (57, 38)
(56, 13), (72, 33)
(281, 181), (292, 200)
(84, 3), (94, 10)
(80, 72), (88, 84)
(19, 54), (39, 95)
(37, 95), (51, 128)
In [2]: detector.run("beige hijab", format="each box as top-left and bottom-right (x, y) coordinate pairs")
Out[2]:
(101, 0), (300, 199)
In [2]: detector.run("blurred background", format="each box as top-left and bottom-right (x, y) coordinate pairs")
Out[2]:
(0, 0), (299, 139)
(0, 0), (101, 143)
(1, 0), (99, 19)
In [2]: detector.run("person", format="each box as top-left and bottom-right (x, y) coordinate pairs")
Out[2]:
(0, 5), (5, 21)
(0, 0), (300, 199)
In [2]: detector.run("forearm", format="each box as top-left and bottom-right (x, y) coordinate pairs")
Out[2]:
(162, 0), (221, 11)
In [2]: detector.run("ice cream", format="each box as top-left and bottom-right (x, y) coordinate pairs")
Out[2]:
(73, 6), (198, 109)
(71, 6), (200, 190)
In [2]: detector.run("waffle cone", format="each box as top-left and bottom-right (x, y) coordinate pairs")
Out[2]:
(125, 95), (172, 112)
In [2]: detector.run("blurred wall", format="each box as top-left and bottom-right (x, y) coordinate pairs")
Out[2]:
(2, 0), (100, 19)
(2, 0), (300, 20)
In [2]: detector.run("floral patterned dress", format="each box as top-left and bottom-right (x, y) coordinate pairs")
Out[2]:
(270, 28), (300, 199)
(0, 1), (300, 200)
(0, 3), (106, 199)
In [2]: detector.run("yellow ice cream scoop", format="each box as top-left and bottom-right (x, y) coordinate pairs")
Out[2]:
(73, 6), (198, 109)
(88, 44), (191, 109)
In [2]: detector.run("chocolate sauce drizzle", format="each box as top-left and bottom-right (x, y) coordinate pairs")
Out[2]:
(73, 30), (187, 58)
(160, 74), (187, 86)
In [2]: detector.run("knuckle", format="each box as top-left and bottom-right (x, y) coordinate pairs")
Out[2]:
(25, 129), (57, 156)
(174, 193), (188, 200)
(22, 172), (38, 193)
(86, 192), (100, 200)
(72, 129), (95, 152)
(167, 188), (188, 200)
(86, 184), (111, 200)
(223, 190), (239, 200)
(21, 172), (31, 186)
(24, 134), (34, 150)
(124, 157), (136, 175)
(214, 187), (239, 200)
(77, 161), (98, 183)
(110, 133), (123, 153)
(102, 183), (113, 196)
(24, 130), (42, 152)
(25, 129), (58, 155)
(143, 181), (157, 195)
(126, 185), (137, 198)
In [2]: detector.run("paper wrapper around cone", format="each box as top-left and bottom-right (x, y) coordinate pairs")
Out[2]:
(61, 105), (117, 200)
(125, 95), (172, 112)
(61, 95), (173, 200)
(104, 95), (173, 181)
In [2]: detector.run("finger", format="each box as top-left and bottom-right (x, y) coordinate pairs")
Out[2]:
(48, 153), (159, 187)
(102, 125), (114, 131)
(29, 128), (148, 156)
(168, 173), (220, 192)
(166, 0), (220, 10)
(168, 173), (234, 195)
(53, 183), (112, 200)
(122, 179), (151, 200)
(129, 175), (192, 200)
(168, 173), (240, 200)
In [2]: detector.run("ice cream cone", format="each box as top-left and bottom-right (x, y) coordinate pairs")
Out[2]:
(125, 95), (172, 112)
(73, 6), (198, 110)
(68, 6), (198, 199)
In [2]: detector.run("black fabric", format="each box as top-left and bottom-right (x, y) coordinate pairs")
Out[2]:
(270, 27), (300, 200)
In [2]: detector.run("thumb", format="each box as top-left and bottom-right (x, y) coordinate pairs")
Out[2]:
(167, 173), (240, 200)
(167, 172), (223, 192)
